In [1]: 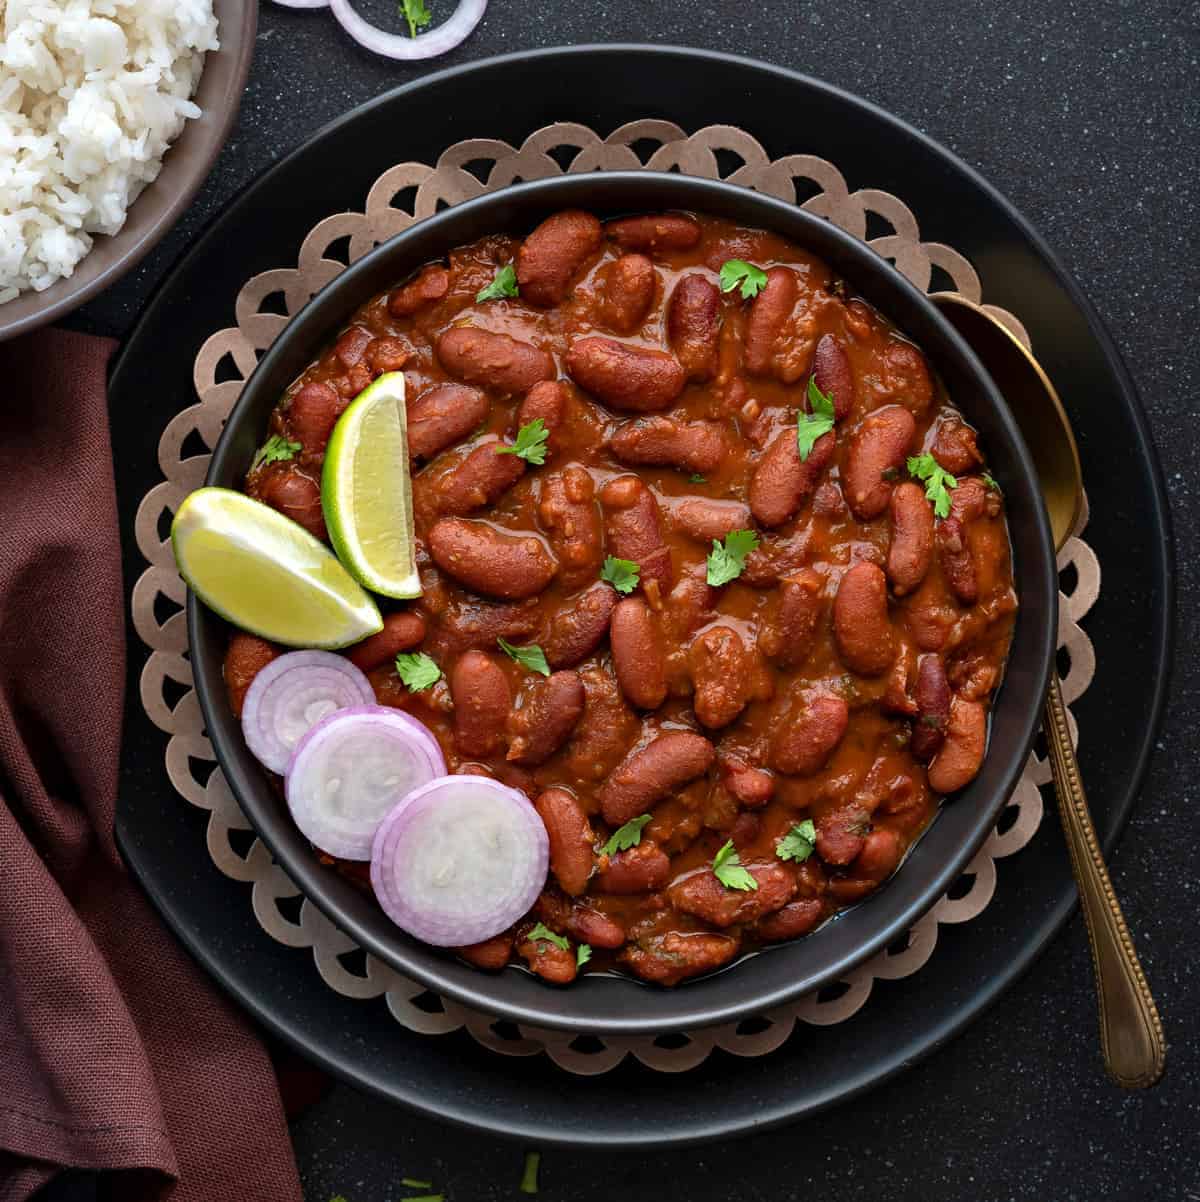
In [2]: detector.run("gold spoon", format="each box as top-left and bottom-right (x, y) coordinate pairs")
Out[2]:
(933, 293), (1165, 1089)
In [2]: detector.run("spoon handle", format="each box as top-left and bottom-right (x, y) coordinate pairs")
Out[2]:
(1043, 671), (1166, 1087)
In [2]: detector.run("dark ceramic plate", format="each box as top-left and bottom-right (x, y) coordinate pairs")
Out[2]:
(111, 46), (1173, 1144)
(193, 170), (1056, 1035)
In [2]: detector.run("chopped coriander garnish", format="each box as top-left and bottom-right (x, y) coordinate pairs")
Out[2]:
(520, 1150), (542, 1195)
(776, 819), (817, 863)
(576, 943), (592, 968)
(526, 923), (569, 951)
(602, 813), (652, 857)
(476, 263), (519, 303)
(982, 472), (1000, 492)
(394, 652), (441, 692)
(718, 259), (768, 300)
(401, 1181), (433, 1191)
(495, 417), (549, 465)
(712, 839), (758, 891)
(688, 473), (707, 483)
(706, 528), (760, 587)
(400, 0), (432, 39)
(497, 637), (550, 676)
(797, 375), (836, 462)
(599, 555), (640, 594)
(907, 452), (958, 518)
(251, 434), (301, 472)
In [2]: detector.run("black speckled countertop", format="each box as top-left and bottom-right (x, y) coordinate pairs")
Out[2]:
(69, 2), (1199, 1200)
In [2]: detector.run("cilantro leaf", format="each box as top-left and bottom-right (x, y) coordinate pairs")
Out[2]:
(907, 452), (958, 518)
(495, 418), (550, 465)
(712, 839), (758, 891)
(776, 819), (817, 863)
(394, 652), (441, 692)
(400, 0), (432, 39)
(688, 473), (707, 483)
(251, 434), (301, 472)
(526, 922), (569, 951)
(520, 1151), (541, 1195)
(718, 259), (768, 300)
(599, 555), (640, 595)
(498, 637), (550, 676)
(576, 943), (592, 968)
(797, 375), (836, 462)
(476, 263), (519, 303)
(982, 472), (1000, 492)
(706, 528), (760, 587)
(602, 813), (652, 857)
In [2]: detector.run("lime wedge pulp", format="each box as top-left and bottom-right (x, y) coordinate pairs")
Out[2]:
(321, 371), (421, 599)
(171, 487), (383, 648)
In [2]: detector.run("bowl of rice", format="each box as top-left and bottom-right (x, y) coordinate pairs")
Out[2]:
(0, 0), (256, 341)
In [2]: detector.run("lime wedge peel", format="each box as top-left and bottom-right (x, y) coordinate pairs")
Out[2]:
(321, 371), (421, 600)
(171, 487), (383, 649)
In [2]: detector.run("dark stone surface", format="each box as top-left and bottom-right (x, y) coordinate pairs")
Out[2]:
(72, 2), (1197, 1200)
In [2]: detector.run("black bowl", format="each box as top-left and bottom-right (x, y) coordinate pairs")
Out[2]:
(192, 171), (1056, 1035)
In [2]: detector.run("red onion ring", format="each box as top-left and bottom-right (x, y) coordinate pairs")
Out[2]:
(270, 0), (330, 9)
(371, 774), (548, 947)
(328, 0), (487, 61)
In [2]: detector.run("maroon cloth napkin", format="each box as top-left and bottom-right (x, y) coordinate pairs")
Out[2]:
(0, 329), (303, 1202)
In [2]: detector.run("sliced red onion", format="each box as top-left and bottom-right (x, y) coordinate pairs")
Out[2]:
(285, 705), (447, 860)
(329, 0), (487, 60)
(241, 650), (375, 774)
(371, 775), (548, 947)
(271, 0), (330, 9)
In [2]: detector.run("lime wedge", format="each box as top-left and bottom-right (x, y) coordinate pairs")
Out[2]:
(321, 371), (421, 599)
(172, 487), (383, 648)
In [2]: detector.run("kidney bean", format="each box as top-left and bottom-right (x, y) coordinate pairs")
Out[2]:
(561, 667), (639, 784)
(937, 516), (978, 604)
(811, 332), (855, 420)
(758, 568), (824, 669)
(428, 518), (557, 599)
(927, 697), (987, 792)
(406, 383), (489, 461)
(743, 267), (797, 376)
(886, 481), (935, 596)
(856, 828), (903, 880)
(436, 327), (555, 395)
(450, 650), (511, 757)
(256, 464), (327, 541)
(883, 339), (935, 414)
(834, 562), (896, 676)
(931, 416), (982, 474)
(844, 405), (917, 520)
(948, 476), (990, 523)
(516, 209), (602, 307)
(911, 654), (951, 761)
(667, 274), (721, 381)
(948, 647), (1001, 701)
(532, 787), (594, 895)
(881, 651), (919, 717)
(566, 906), (625, 949)
(748, 428), (835, 527)
(455, 933), (513, 971)
(770, 692), (849, 775)
(605, 213), (701, 253)
(620, 929), (739, 985)
(388, 264), (450, 317)
(599, 475), (673, 602)
(566, 336), (687, 412)
(661, 565), (716, 642)
(543, 583), (617, 668)
(517, 379), (567, 449)
(508, 672), (586, 768)
(365, 337), (410, 375)
(595, 840), (671, 894)
(667, 497), (753, 544)
(610, 597), (668, 710)
(756, 897), (826, 942)
(689, 625), (751, 729)
(333, 363), (372, 399)
(427, 597), (540, 659)
(537, 467), (603, 590)
(286, 381), (344, 456)
(599, 253), (656, 334)
(903, 574), (957, 652)
(224, 632), (280, 717)
(430, 438), (526, 515)
(609, 417), (726, 476)
(741, 529), (812, 588)
(518, 932), (577, 983)
(345, 612), (426, 672)
(335, 325), (373, 369)
(670, 862), (797, 928)
(812, 480), (846, 517)
(815, 805), (869, 866)
(598, 730), (716, 826)
(719, 755), (776, 808)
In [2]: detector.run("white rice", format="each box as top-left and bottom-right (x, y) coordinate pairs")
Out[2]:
(0, 0), (218, 303)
